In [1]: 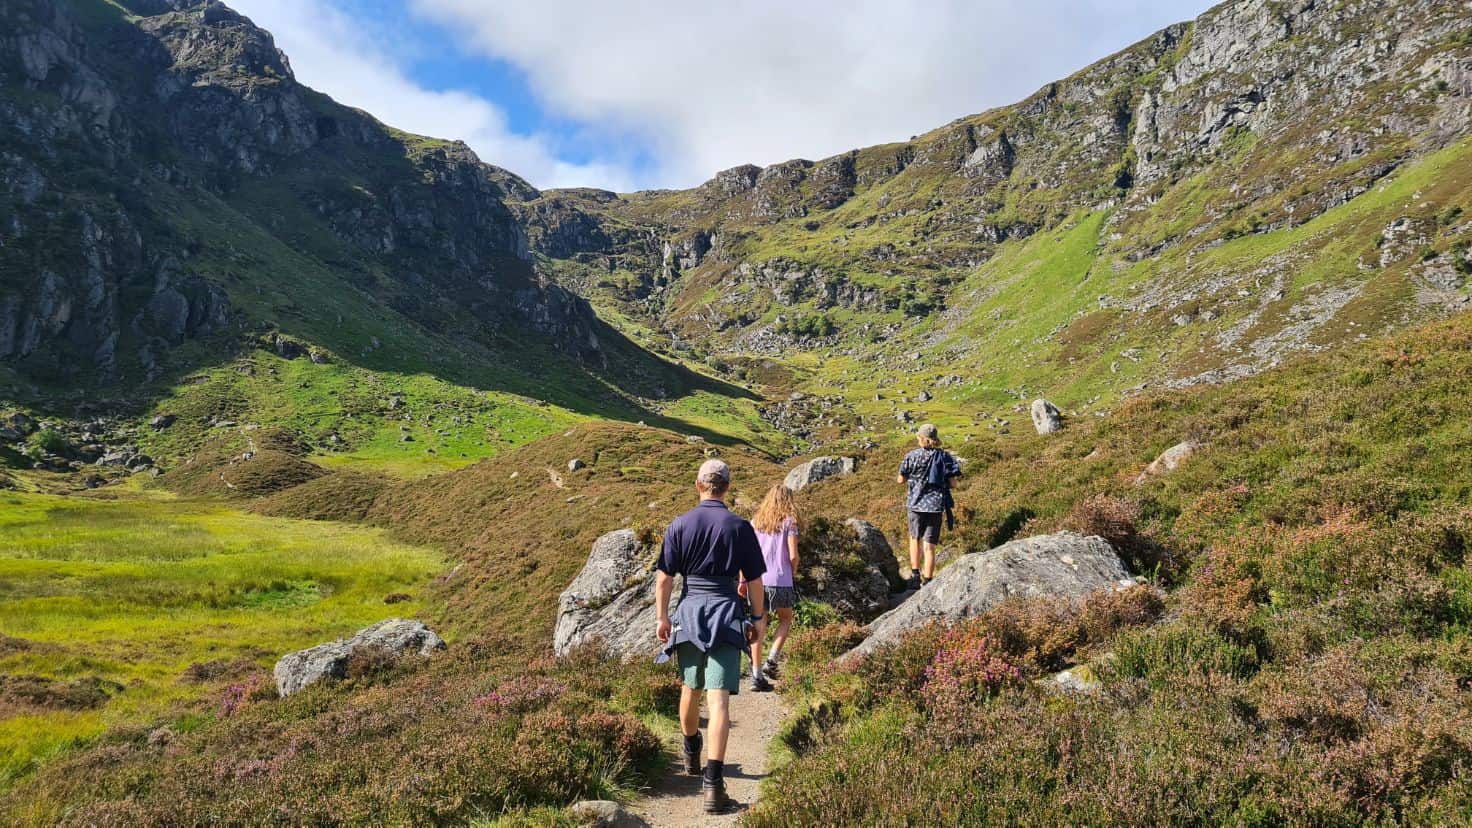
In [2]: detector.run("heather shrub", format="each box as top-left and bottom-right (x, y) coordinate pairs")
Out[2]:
(1108, 621), (1262, 687)
(919, 625), (1022, 742)
(1060, 493), (1171, 575)
(9, 648), (668, 825)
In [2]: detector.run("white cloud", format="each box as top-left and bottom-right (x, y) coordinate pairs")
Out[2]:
(229, 0), (1214, 191)
(226, 0), (640, 190)
(409, 0), (1214, 189)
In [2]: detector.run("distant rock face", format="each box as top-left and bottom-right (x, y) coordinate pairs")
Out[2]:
(554, 530), (671, 660)
(784, 456), (857, 491)
(1031, 399), (1063, 434)
(1137, 440), (1201, 482)
(273, 618), (445, 697)
(0, 0), (607, 386)
(846, 532), (1135, 659)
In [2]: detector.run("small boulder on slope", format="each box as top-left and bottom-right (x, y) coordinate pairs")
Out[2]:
(1031, 399), (1063, 434)
(845, 532), (1135, 660)
(273, 618), (445, 697)
(1136, 440), (1200, 483)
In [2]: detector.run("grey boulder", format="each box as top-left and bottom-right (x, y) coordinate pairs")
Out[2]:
(1136, 440), (1201, 483)
(784, 456), (857, 491)
(554, 530), (672, 660)
(273, 618), (445, 697)
(846, 532), (1135, 659)
(1031, 399), (1063, 434)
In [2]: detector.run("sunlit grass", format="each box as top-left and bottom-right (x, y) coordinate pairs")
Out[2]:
(0, 491), (443, 789)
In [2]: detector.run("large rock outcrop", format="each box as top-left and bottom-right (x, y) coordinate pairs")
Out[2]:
(846, 532), (1135, 659)
(554, 529), (672, 660)
(784, 456), (857, 491)
(793, 518), (905, 622)
(273, 618), (445, 697)
(0, 0), (608, 385)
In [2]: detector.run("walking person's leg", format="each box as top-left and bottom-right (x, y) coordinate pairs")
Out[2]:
(906, 512), (924, 589)
(678, 654), (704, 775)
(706, 688), (731, 765)
(702, 650), (738, 813)
(766, 606), (794, 670)
(920, 512), (941, 583)
(750, 635), (763, 681)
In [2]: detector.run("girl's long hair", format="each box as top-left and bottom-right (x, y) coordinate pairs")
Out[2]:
(751, 484), (803, 534)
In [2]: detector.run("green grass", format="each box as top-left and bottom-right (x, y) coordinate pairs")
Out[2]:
(0, 490), (443, 789)
(136, 346), (586, 477)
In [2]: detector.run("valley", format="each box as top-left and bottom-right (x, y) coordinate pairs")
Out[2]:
(2, 0), (1472, 824)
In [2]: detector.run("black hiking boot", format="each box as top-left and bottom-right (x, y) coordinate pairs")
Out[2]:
(682, 734), (702, 776)
(762, 659), (780, 679)
(906, 571), (922, 591)
(750, 673), (774, 692)
(703, 778), (733, 814)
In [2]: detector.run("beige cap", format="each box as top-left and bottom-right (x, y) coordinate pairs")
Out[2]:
(697, 458), (731, 484)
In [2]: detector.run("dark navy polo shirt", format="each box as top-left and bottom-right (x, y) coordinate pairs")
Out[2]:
(657, 499), (767, 581)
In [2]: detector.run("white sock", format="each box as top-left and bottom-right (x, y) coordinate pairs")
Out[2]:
(766, 644), (782, 664)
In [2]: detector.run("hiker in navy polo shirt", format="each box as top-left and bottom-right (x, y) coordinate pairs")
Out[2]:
(654, 458), (767, 815)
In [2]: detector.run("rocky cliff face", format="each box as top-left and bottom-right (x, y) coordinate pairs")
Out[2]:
(524, 0), (1472, 402)
(0, 0), (604, 389)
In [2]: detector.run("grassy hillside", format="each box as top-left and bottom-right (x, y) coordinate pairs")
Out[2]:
(748, 308), (1472, 825)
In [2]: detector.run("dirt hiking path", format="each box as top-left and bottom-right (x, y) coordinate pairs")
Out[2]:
(631, 687), (786, 826)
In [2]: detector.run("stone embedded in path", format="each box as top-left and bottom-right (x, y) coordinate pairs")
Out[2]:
(554, 529), (672, 660)
(570, 800), (648, 827)
(846, 532), (1135, 659)
(784, 455), (857, 491)
(1031, 398), (1063, 434)
(273, 618), (445, 697)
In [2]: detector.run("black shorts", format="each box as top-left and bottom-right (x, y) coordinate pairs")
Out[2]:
(908, 510), (943, 543)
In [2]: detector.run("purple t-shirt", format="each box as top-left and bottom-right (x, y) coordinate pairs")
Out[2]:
(756, 519), (799, 588)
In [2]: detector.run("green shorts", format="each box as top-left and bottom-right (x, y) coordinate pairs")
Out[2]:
(676, 642), (742, 694)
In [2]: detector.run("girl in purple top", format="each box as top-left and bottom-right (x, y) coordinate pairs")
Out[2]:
(746, 484), (802, 690)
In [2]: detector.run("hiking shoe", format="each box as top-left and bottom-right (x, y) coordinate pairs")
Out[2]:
(750, 673), (774, 692)
(906, 572), (922, 591)
(921, 576), (933, 588)
(762, 659), (780, 679)
(682, 735), (702, 776)
(703, 779), (733, 814)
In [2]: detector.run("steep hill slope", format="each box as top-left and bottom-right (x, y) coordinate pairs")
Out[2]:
(0, 0), (774, 470)
(526, 0), (1472, 438)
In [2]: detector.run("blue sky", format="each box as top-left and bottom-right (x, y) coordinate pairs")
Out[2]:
(229, 0), (1216, 191)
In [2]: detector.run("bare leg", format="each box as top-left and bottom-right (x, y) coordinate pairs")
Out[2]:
(680, 685), (701, 738)
(769, 607), (794, 660)
(921, 541), (937, 580)
(706, 689), (731, 761)
(908, 535), (921, 572)
(750, 635), (763, 677)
